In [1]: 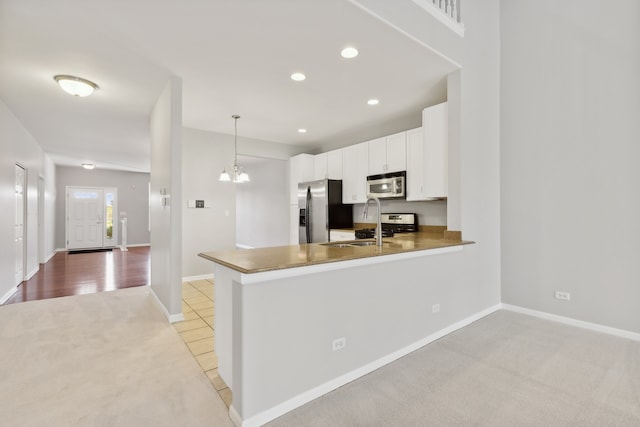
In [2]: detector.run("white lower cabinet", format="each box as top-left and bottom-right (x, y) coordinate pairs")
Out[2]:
(342, 142), (368, 204)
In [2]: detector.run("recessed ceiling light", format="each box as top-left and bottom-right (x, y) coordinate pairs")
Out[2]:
(54, 75), (98, 97)
(290, 72), (306, 82)
(81, 163), (96, 170)
(298, 128), (307, 134)
(341, 47), (359, 59)
(367, 99), (380, 106)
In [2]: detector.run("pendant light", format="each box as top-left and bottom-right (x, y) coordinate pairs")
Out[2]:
(219, 115), (250, 183)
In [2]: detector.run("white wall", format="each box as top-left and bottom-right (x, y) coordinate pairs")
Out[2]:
(182, 127), (236, 278)
(0, 99), (55, 302)
(500, 0), (640, 333)
(181, 127), (304, 278)
(54, 166), (150, 248)
(235, 156), (289, 249)
(42, 155), (56, 262)
(150, 77), (183, 320)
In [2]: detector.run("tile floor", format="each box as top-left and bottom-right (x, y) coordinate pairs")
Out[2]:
(173, 279), (233, 408)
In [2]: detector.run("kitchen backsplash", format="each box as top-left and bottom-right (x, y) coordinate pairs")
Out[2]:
(352, 199), (447, 227)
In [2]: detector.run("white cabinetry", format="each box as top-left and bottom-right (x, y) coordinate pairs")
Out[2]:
(289, 154), (314, 204)
(342, 142), (368, 204)
(406, 102), (448, 200)
(313, 153), (327, 180)
(313, 149), (343, 180)
(368, 132), (406, 175)
(327, 149), (343, 180)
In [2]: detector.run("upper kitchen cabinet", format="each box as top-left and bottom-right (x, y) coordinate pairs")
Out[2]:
(342, 142), (368, 204)
(368, 132), (406, 175)
(406, 102), (448, 200)
(289, 153), (315, 204)
(313, 149), (343, 180)
(313, 152), (328, 180)
(327, 149), (343, 180)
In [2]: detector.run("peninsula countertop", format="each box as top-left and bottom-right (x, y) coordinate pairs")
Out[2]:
(198, 231), (473, 274)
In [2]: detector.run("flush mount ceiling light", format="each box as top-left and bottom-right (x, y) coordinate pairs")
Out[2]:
(367, 98), (380, 106)
(340, 47), (359, 59)
(290, 72), (306, 82)
(81, 163), (95, 170)
(54, 75), (99, 97)
(219, 115), (250, 184)
(297, 128), (307, 134)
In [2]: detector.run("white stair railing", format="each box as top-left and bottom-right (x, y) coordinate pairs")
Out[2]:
(413, 0), (464, 36)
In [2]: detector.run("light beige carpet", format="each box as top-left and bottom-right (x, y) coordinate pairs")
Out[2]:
(0, 287), (233, 427)
(268, 310), (640, 426)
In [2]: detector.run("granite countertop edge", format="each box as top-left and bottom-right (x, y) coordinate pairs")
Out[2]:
(199, 231), (474, 275)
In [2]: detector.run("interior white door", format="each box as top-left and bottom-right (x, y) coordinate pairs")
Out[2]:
(67, 187), (105, 249)
(15, 164), (25, 286)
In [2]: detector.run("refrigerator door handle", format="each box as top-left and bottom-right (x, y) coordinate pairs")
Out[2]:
(305, 186), (311, 243)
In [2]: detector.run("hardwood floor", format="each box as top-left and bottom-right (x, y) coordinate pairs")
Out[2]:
(4, 246), (150, 305)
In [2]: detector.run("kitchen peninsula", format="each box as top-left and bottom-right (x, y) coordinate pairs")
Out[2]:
(199, 231), (473, 426)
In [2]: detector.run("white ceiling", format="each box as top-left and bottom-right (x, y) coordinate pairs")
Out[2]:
(0, 0), (458, 173)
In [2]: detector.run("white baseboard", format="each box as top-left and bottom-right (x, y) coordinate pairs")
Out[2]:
(149, 287), (184, 324)
(501, 304), (640, 342)
(182, 274), (214, 282)
(44, 251), (56, 263)
(55, 248), (66, 253)
(229, 406), (242, 427)
(235, 244), (254, 249)
(25, 266), (39, 281)
(239, 303), (502, 427)
(123, 243), (150, 248)
(1, 286), (18, 305)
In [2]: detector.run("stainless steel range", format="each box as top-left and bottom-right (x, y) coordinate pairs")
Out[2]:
(355, 213), (418, 239)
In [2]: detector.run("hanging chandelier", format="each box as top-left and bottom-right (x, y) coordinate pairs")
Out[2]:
(219, 115), (250, 183)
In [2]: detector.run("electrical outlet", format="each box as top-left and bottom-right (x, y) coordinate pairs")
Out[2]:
(332, 337), (346, 352)
(432, 303), (440, 313)
(555, 291), (571, 301)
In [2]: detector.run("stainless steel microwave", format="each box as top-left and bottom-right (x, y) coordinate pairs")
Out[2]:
(366, 171), (406, 199)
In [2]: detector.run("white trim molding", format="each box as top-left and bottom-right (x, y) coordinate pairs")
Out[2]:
(149, 287), (184, 324)
(182, 273), (214, 282)
(25, 266), (39, 281)
(1, 286), (18, 305)
(502, 304), (640, 342)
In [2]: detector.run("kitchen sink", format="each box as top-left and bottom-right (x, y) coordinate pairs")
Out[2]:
(320, 242), (354, 248)
(349, 241), (378, 246)
(320, 240), (380, 248)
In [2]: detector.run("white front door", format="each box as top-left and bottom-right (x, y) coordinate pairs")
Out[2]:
(15, 164), (25, 286)
(67, 187), (105, 249)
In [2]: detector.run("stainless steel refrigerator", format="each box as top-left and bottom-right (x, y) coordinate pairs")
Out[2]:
(298, 179), (353, 244)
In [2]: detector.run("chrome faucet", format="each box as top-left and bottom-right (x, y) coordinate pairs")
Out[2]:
(363, 196), (383, 247)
